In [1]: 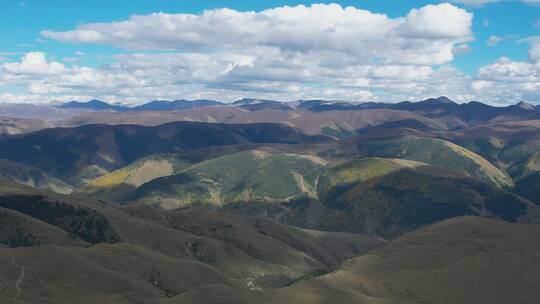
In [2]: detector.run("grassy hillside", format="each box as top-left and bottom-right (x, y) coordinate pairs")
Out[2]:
(440, 120), (540, 181)
(316, 158), (538, 238)
(129, 150), (326, 209)
(0, 159), (74, 194)
(317, 157), (427, 203)
(354, 135), (513, 189)
(76, 153), (193, 200)
(0, 207), (88, 247)
(0, 181), (382, 303)
(144, 217), (540, 304)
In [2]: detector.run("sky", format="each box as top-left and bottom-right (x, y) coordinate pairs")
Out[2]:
(0, 0), (539, 105)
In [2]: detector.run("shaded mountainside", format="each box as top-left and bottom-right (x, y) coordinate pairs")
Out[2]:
(143, 217), (540, 304)
(315, 158), (539, 238)
(439, 119), (540, 180)
(0, 159), (74, 195)
(0, 122), (328, 186)
(0, 181), (382, 303)
(515, 171), (540, 206)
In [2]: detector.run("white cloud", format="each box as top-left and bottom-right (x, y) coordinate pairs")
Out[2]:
(472, 55), (540, 103)
(398, 3), (473, 38)
(471, 80), (494, 91)
(41, 3), (473, 67)
(3, 52), (65, 75)
(487, 35), (504, 46)
(0, 3), (481, 104)
(0, 3), (536, 105)
(529, 43), (540, 63)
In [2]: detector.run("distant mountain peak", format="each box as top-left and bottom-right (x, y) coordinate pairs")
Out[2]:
(428, 96), (455, 104)
(57, 99), (127, 111)
(514, 101), (535, 111)
(132, 99), (222, 111)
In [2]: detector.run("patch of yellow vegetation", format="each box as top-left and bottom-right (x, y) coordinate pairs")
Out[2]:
(250, 150), (272, 160)
(156, 197), (198, 210)
(86, 167), (132, 188)
(124, 160), (174, 186)
(325, 158), (426, 190)
(442, 141), (513, 188)
(82, 159), (174, 191)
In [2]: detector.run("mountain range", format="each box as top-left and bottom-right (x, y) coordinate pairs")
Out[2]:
(56, 96), (538, 119)
(0, 96), (538, 303)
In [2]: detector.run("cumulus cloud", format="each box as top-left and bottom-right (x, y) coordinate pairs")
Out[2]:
(3, 52), (65, 75)
(472, 54), (540, 103)
(0, 3), (480, 104)
(0, 3), (537, 105)
(41, 3), (473, 66)
(398, 3), (472, 38)
(529, 43), (540, 63)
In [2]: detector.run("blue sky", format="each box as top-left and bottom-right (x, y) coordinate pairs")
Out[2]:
(0, 0), (539, 104)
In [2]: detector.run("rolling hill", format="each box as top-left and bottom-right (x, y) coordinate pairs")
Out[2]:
(0, 122), (328, 186)
(164, 217), (540, 304)
(0, 96), (538, 304)
(125, 154), (538, 239)
(315, 158), (538, 238)
(350, 134), (514, 189)
(0, 181), (382, 302)
(76, 153), (194, 201)
(440, 119), (540, 180)
(0, 159), (73, 194)
(128, 150), (326, 209)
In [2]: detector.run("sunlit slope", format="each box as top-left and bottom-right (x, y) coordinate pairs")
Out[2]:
(76, 153), (192, 200)
(129, 150), (326, 209)
(354, 135), (513, 188)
